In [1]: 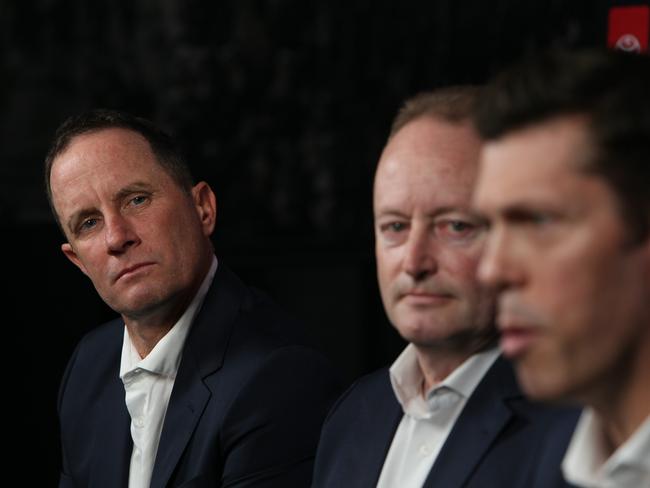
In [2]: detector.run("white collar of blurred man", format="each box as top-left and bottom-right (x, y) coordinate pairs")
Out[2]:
(373, 111), (497, 394)
(562, 408), (650, 487)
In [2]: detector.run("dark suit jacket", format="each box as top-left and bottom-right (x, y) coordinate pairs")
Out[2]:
(58, 265), (342, 487)
(313, 356), (580, 488)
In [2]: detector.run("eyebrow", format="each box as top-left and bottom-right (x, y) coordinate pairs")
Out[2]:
(66, 208), (97, 235)
(501, 203), (559, 218)
(111, 182), (155, 203)
(374, 205), (477, 219)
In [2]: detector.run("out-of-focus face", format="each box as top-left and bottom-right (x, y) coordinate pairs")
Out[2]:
(50, 128), (216, 321)
(374, 116), (495, 350)
(474, 116), (650, 403)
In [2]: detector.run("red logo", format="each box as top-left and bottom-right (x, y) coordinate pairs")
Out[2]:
(615, 33), (642, 52)
(608, 6), (649, 53)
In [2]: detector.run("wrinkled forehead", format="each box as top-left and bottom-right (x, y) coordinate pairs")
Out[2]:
(56, 127), (153, 162)
(375, 117), (481, 196)
(52, 128), (159, 178)
(50, 129), (168, 207)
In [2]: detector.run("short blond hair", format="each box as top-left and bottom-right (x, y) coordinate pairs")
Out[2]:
(389, 85), (482, 139)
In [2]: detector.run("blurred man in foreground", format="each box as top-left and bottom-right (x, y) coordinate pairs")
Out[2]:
(474, 49), (650, 488)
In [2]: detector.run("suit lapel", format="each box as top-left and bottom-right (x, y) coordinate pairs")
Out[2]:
(361, 374), (404, 485)
(91, 344), (132, 487)
(150, 266), (245, 488)
(423, 356), (520, 488)
(149, 357), (211, 488)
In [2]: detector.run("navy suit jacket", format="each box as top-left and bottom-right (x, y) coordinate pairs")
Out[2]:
(313, 356), (579, 488)
(58, 265), (342, 487)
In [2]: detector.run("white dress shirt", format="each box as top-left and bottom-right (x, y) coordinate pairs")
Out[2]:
(120, 256), (218, 488)
(562, 409), (650, 488)
(376, 344), (500, 488)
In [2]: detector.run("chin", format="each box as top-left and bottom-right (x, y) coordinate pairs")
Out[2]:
(515, 362), (572, 403)
(394, 321), (460, 348)
(112, 292), (171, 318)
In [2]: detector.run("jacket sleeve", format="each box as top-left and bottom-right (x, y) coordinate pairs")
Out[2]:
(58, 341), (82, 487)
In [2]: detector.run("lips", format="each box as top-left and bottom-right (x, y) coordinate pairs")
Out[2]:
(499, 327), (541, 358)
(496, 300), (545, 358)
(114, 262), (154, 282)
(400, 290), (454, 306)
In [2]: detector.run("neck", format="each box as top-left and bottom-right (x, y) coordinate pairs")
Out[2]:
(593, 388), (649, 457)
(122, 286), (197, 359)
(126, 322), (175, 358)
(122, 254), (212, 358)
(415, 349), (469, 391)
(590, 334), (650, 454)
(414, 330), (497, 393)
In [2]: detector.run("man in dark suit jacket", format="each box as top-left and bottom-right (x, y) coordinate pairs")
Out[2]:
(46, 109), (341, 487)
(313, 87), (579, 488)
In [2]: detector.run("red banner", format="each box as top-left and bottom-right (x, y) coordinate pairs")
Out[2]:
(608, 6), (650, 52)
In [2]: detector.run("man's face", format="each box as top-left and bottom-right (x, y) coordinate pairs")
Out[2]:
(374, 116), (495, 349)
(474, 116), (650, 403)
(50, 128), (216, 320)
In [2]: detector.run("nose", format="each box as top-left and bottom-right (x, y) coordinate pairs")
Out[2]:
(477, 226), (519, 291)
(104, 214), (139, 254)
(403, 226), (437, 281)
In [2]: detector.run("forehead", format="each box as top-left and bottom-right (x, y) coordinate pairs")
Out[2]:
(49, 128), (174, 218)
(55, 127), (156, 170)
(374, 116), (481, 210)
(50, 127), (164, 185)
(475, 116), (595, 209)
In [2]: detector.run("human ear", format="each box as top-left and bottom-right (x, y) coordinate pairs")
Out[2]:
(191, 181), (217, 236)
(61, 242), (89, 276)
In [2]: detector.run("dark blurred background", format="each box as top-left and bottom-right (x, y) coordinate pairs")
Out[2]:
(1, 0), (647, 483)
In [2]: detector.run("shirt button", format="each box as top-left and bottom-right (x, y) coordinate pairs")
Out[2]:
(419, 444), (430, 456)
(134, 417), (144, 428)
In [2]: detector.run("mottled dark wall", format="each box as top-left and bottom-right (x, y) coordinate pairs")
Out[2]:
(1, 0), (624, 483)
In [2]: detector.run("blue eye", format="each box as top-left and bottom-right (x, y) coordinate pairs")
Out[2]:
(449, 221), (472, 233)
(377, 220), (410, 246)
(378, 221), (408, 234)
(74, 217), (100, 236)
(434, 219), (481, 242)
(131, 195), (147, 205)
(80, 218), (98, 230)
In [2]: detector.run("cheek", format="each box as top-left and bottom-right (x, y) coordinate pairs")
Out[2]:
(144, 208), (191, 250)
(439, 248), (481, 287)
(71, 246), (103, 278)
(376, 247), (399, 278)
(534, 249), (637, 346)
(375, 259), (392, 300)
(376, 250), (402, 306)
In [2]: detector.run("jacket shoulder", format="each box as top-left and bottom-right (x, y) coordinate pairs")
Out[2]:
(59, 318), (123, 398)
(313, 368), (402, 487)
(326, 368), (393, 419)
